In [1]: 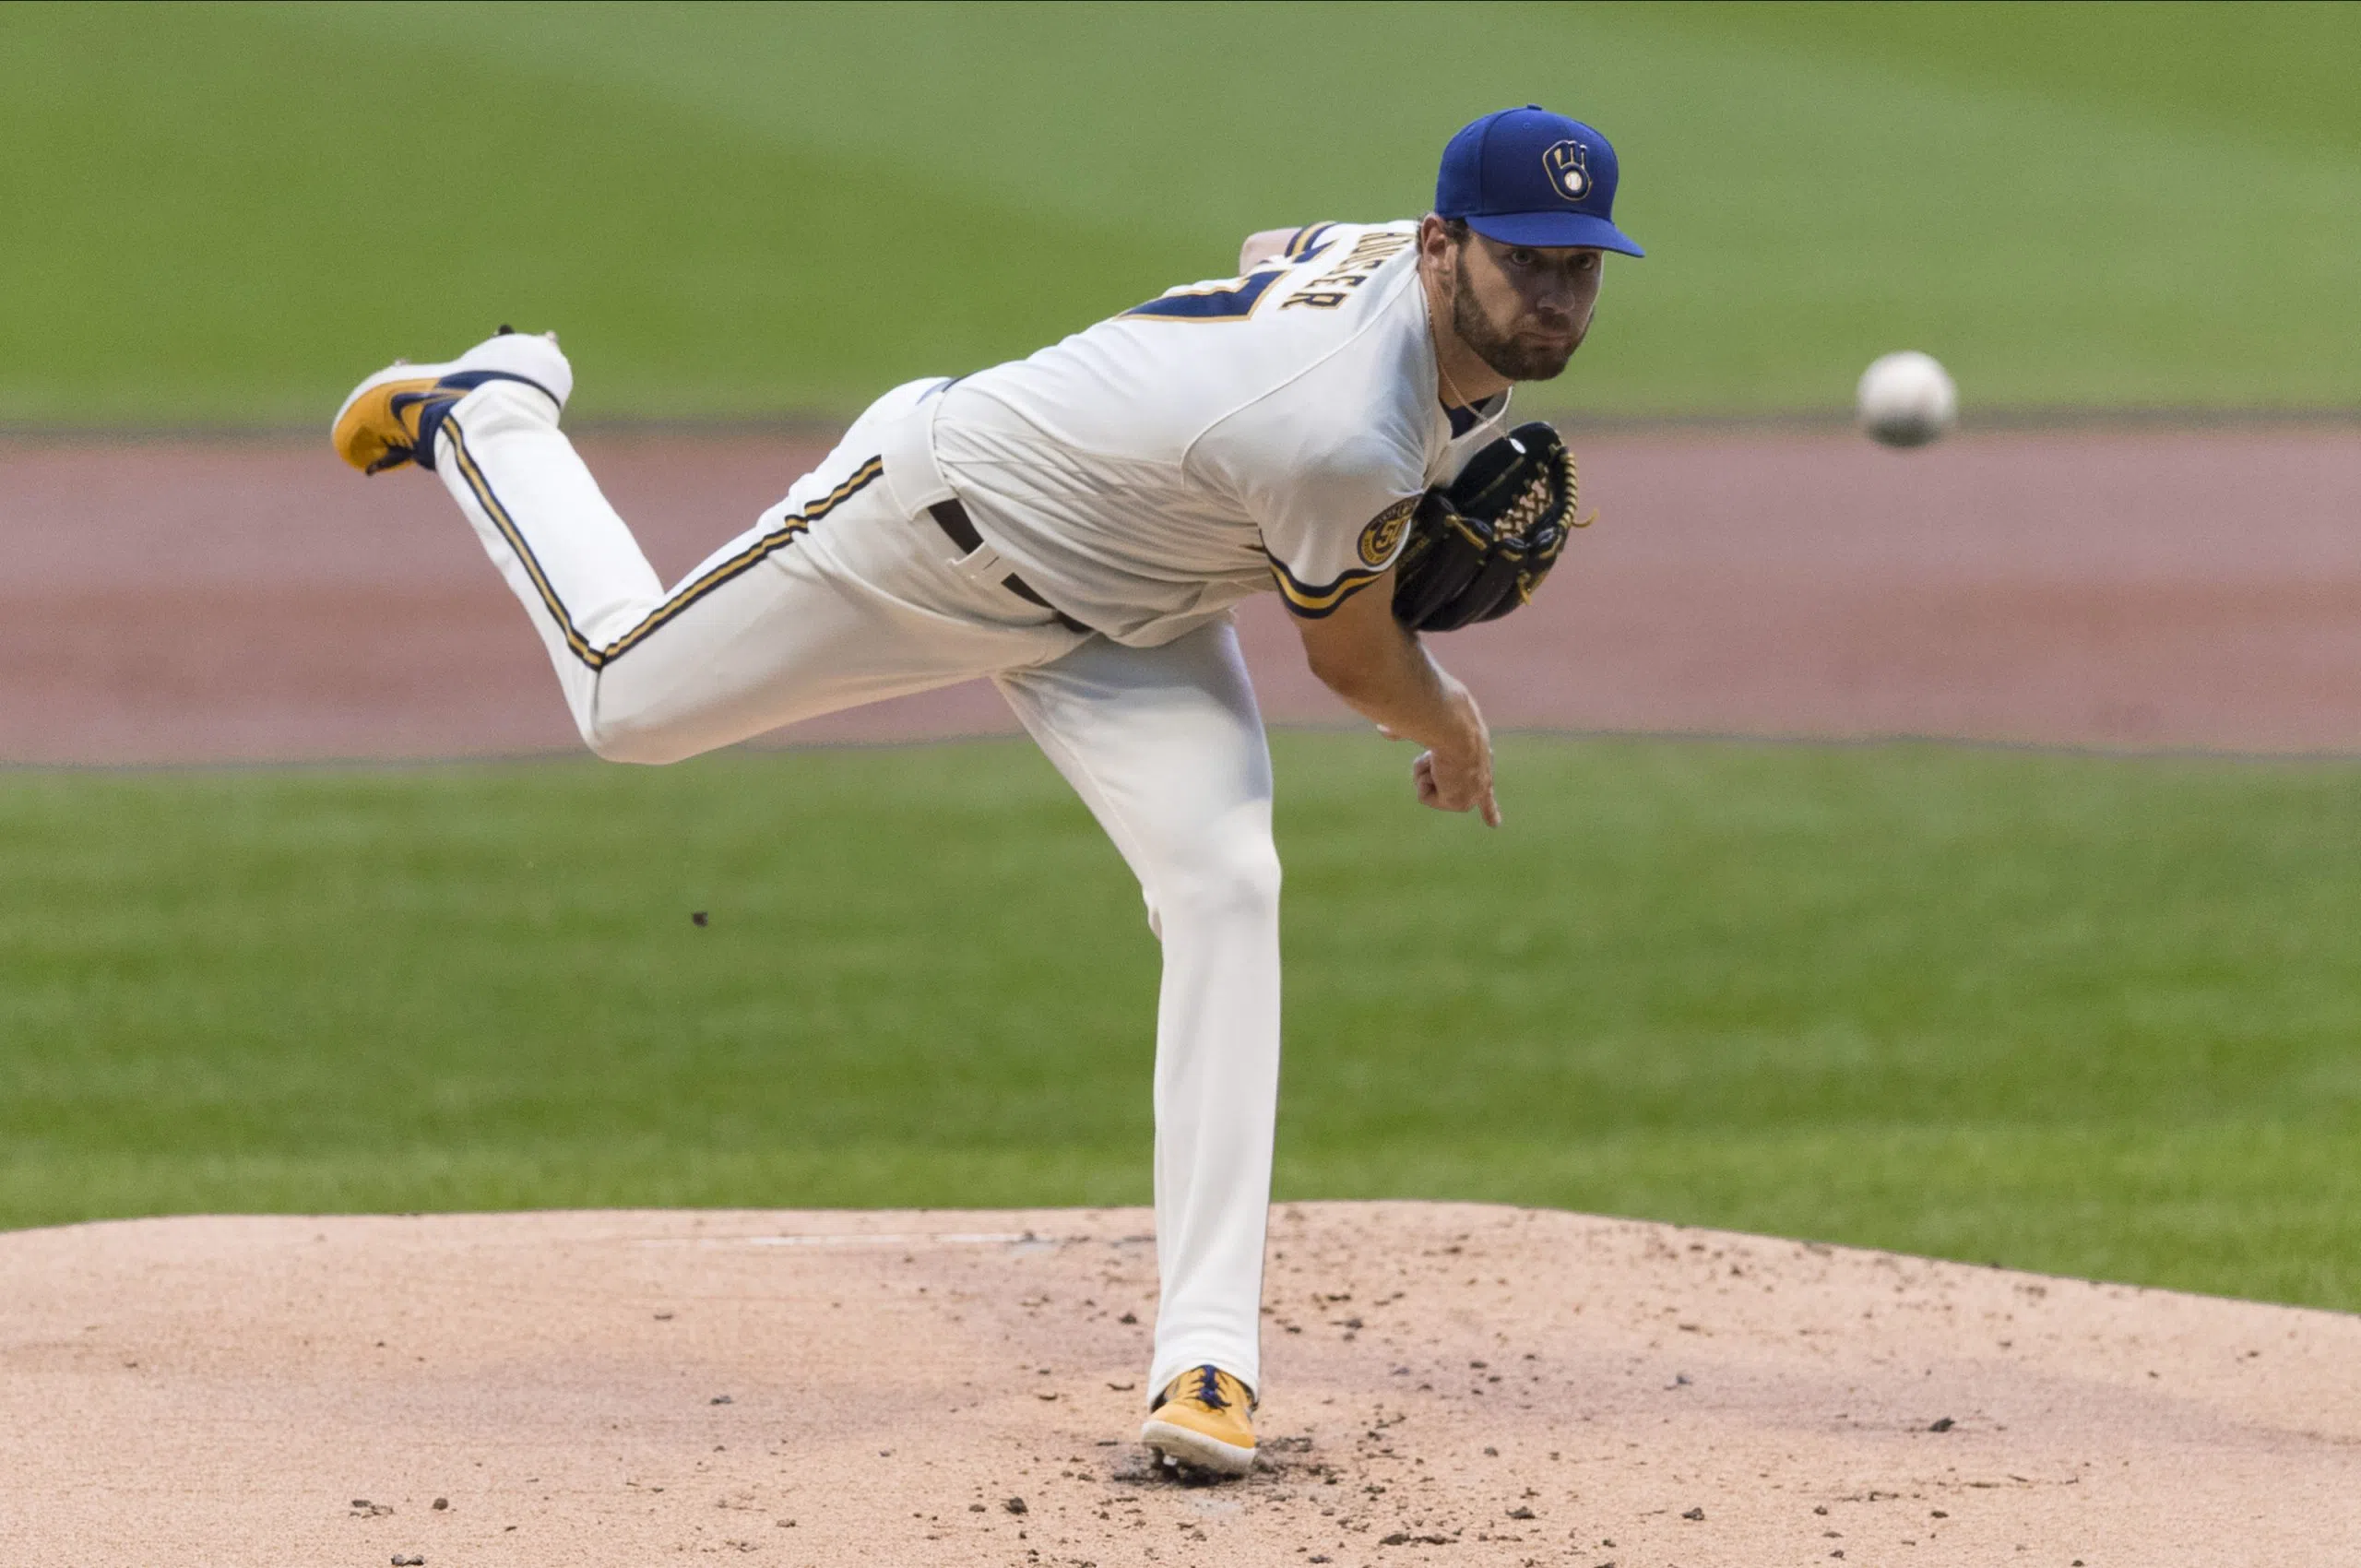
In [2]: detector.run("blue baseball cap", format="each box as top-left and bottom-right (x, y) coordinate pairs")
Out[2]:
(1435, 106), (1643, 256)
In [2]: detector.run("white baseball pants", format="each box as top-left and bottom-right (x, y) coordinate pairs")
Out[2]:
(433, 373), (1280, 1401)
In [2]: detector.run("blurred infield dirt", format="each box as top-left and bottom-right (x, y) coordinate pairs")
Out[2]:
(3, 1202), (2355, 1566)
(3, 424), (2358, 763)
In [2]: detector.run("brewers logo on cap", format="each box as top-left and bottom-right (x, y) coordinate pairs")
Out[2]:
(1542, 139), (1592, 202)
(1435, 108), (1644, 255)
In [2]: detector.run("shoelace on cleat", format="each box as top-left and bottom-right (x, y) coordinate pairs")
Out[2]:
(1192, 1364), (1227, 1410)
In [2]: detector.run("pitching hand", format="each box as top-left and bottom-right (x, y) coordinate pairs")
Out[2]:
(1379, 676), (1500, 826)
(1407, 741), (1501, 826)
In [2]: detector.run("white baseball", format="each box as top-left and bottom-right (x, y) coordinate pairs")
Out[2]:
(1856, 350), (1958, 448)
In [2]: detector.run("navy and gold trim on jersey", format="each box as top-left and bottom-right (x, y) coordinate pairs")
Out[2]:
(443, 418), (884, 671)
(1122, 266), (1289, 323)
(1284, 221), (1339, 259)
(1267, 555), (1386, 619)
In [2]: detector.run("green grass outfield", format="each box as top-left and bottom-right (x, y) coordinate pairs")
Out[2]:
(3, 2), (2356, 422)
(6, 733), (2356, 1313)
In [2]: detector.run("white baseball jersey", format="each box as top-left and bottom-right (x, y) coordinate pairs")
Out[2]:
(931, 220), (1513, 646)
(413, 228), (1519, 1409)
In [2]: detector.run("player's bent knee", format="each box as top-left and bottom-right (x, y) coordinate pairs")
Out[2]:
(1155, 834), (1282, 926)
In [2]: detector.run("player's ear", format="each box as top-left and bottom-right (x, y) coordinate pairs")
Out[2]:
(1418, 215), (1459, 279)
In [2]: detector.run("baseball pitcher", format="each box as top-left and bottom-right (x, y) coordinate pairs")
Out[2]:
(331, 106), (1643, 1477)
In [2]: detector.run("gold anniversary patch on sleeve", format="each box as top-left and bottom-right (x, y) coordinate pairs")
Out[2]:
(1358, 496), (1417, 568)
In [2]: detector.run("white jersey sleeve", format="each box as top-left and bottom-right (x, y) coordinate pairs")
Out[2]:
(1182, 223), (1432, 619)
(1190, 387), (1426, 620)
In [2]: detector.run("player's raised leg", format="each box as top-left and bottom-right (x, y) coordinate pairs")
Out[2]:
(335, 333), (1076, 762)
(996, 622), (1280, 1475)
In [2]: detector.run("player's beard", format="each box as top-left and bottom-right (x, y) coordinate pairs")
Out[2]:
(1452, 262), (1579, 383)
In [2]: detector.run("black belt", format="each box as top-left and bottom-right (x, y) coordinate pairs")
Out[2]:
(928, 499), (1090, 634)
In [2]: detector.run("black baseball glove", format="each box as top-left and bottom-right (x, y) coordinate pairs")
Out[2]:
(1391, 421), (1584, 633)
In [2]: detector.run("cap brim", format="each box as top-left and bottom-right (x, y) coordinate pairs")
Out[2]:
(1465, 210), (1643, 256)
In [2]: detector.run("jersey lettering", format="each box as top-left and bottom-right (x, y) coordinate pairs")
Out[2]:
(1280, 229), (1415, 310)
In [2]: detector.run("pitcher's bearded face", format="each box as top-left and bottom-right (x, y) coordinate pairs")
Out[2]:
(1451, 233), (1604, 383)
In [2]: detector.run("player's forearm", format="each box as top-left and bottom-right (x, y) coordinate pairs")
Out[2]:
(1302, 610), (1485, 759)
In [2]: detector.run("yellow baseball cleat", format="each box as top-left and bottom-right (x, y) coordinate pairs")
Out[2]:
(1141, 1364), (1257, 1476)
(331, 327), (571, 475)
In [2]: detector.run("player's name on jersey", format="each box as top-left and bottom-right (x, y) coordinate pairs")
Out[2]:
(1282, 227), (1416, 312)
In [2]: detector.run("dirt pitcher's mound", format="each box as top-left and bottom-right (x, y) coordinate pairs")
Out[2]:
(2, 1204), (2354, 1566)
